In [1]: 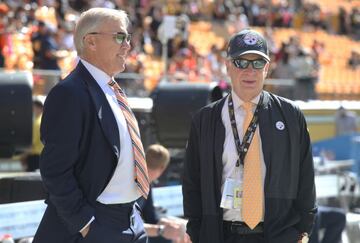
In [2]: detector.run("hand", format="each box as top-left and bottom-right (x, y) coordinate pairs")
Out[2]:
(297, 232), (309, 243)
(159, 221), (182, 241)
(80, 224), (90, 238)
(178, 232), (192, 243)
(160, 217), (191, 243)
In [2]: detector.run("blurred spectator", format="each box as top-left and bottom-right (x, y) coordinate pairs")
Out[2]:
(289, 48), (318, 100)
(252, 1), (268, 26)
(31, 21), (48, 69)
(20, 96), (44, 172)
(272, 51), (292, 79)
(309, 206), (346, 243)
(141, 16), (161, 56)
(338, 7), (349, 35)
(311, 40), (325, 67)
(168, 47), (196, 80)
(32, 22), (67, 93)
(143, 144), (191, 243)
(303, 3), (327, 31)
(350, 7), (360, 40)
(212, 0), (229, 21)
(206, 44), (227, 83)
(263, 27), (276, 54)
(38, 26), (62, 70)
(229, 7), (249, 33)
(56, 23), (75, 51)
(348, 50), (360, 70)
(335, 106), (358, 136)
(273, 0), (293, 27)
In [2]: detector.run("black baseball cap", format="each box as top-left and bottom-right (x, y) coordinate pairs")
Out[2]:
(227, 29), (270, 62)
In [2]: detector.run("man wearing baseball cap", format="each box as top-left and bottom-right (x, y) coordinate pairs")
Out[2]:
(183, 29), (316, 243)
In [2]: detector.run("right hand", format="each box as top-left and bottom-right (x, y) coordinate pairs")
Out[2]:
(160, 221), (182, 241)
(80, 224), (90, 238)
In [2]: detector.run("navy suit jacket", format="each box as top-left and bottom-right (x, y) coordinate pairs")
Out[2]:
(34, 62), (122, 243)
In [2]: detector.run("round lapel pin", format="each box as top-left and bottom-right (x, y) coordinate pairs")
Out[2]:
(276, 121), (285, 130)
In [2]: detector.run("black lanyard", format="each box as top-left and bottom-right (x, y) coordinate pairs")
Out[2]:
(228, 92), (263, 167)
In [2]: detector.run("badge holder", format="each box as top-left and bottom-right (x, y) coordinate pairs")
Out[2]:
(220, 167), (243, 211)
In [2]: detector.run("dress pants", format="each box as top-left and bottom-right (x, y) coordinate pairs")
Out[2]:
(77, 201), (148, 243)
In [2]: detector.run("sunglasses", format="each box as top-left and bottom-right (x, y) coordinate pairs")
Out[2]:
(88, 32), (132, 45)
(232, 58), (267, 69)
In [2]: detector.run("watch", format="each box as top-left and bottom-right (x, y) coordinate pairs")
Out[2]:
(298, 232), (309, 243)
(157, 225), (165, 237)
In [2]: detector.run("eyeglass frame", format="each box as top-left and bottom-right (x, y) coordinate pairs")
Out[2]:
(86, 32), (132, 45)
(231, 58), (268, 70)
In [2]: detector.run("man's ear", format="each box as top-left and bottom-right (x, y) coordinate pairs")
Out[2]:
(83, 35), (96, 51)
(264, 62), (270, 77)
(225, 59), (231, 72)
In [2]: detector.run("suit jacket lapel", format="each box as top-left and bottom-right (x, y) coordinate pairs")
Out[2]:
(75, 62), (121, 159)
(259, 91), (272, 172)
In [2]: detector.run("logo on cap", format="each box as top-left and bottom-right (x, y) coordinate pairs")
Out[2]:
(243, 33), (258, 45)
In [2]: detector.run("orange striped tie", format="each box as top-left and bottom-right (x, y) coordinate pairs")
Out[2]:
(242, 102), (263, 229)
(108, 79), (149, 199)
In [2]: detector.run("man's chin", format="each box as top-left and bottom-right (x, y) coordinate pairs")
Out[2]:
(112, 66), (126, 76)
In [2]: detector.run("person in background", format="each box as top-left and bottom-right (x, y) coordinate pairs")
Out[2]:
(289, 48), (318, 101)
(309, 206), (346, 243)
(183, 29), (316, 243)
(33, 8), (149, 243)
(335, 106), (358, 136)
(143, 144), (191, 243)
(348, 50), (360, 70)
(20, 96), (44, 172)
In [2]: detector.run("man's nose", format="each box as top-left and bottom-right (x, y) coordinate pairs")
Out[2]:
(121, 40), (131, 50)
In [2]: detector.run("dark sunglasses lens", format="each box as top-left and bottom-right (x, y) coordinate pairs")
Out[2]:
(115, 34), (125, 44)
(233, 59), (250, 69)
(115, 34), (131, 44)
(253, 59), (266, 69)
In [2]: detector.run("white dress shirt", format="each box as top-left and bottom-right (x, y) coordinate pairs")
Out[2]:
(221, 90), (266, 222)
(81, 59), (141, 203)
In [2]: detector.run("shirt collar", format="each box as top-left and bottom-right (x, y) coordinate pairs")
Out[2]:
(80, 58), (112, 87)
(231, 90), (261, 109)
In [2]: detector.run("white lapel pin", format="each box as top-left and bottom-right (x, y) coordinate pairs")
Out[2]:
(276, 121), (285, 130)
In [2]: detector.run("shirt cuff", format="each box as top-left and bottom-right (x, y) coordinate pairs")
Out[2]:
(79, 216), (95, 233)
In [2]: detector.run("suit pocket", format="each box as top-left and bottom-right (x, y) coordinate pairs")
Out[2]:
(79, 221), (99, 243)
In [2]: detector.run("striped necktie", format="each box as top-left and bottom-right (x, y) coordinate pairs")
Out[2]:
(242, 102), (263, 229)
(108, 79), (149, 199)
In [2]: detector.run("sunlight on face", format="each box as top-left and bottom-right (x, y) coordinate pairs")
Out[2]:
(226, 53), (269, 101)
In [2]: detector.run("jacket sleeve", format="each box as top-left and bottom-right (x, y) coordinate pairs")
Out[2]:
(294, 109), (317, 233)
(182, 118), (202, 243)
(39, 84), (94, 234)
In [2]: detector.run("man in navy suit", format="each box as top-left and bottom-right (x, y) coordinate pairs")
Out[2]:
(33, 8), (148, 243)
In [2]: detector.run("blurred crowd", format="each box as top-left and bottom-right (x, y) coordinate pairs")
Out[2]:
(0, 0), (359, 99)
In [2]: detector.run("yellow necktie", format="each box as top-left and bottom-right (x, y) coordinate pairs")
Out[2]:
(242, 102), (263, 229)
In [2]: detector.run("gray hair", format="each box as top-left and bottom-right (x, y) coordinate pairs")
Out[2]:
(74, 8), (129, 56)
